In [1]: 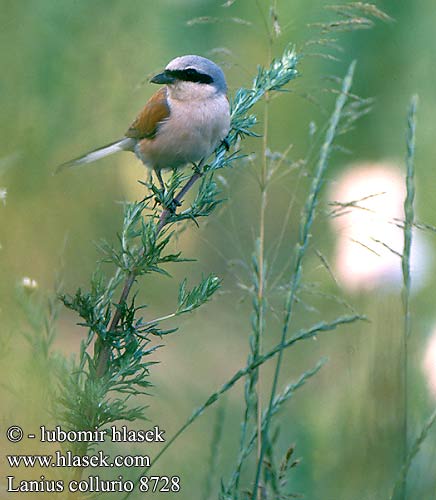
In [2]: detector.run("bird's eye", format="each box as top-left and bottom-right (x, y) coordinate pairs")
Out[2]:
(172, 67), (213, 84)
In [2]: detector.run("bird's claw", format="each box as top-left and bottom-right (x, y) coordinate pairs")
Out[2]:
(165, 198), (182, 213)
(221, 138), (230, 151)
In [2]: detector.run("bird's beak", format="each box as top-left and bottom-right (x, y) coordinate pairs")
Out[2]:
(150, 71), (175, 85)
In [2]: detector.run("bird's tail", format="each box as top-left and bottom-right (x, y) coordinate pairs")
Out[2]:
(55, 137), (135, 173)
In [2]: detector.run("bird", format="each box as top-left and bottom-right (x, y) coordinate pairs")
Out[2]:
(57, 55), (231, 189)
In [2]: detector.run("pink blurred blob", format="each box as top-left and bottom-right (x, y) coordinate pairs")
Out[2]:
(423, 331), (436, 400)
(329, 162), (430, 292)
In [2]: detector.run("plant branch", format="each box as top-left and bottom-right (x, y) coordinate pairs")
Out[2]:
(95, 171), (202, 378)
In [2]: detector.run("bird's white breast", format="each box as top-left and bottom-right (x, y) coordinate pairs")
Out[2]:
(136, 92), (230, 170)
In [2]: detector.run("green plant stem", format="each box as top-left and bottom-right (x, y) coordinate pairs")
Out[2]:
(226, 359), (325, 495)
(256, 90), (269, 466)
(391, 407), (436, 500)
(397, 94), (418, 500)
(235, 34), (272, 500)
(254, 9), (273, 494)
(202, 404), (226, 500)
(251, 61), (356, 499)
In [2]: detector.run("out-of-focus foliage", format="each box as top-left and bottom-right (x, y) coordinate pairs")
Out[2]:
(2, 1), (436, 499)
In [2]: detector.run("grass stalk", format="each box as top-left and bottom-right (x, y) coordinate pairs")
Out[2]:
(251, 60), (357, 498)
(253, 34), (273, 490)
(396, 94), (418, 500)
(225, 358), (326, 495)
(202, 404), (226, 500)
(256, 89), (269, 464)
(251, 6), (275, 496)
(391, 407), (436, 500)
(124, 313), (363, 500)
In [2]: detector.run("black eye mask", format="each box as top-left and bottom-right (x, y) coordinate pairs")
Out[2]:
(165, 68), (214, 84)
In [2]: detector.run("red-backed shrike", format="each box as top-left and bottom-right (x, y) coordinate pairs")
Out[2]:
(58, 55), (231, 185)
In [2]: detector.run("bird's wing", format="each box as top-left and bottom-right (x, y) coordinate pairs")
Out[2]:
(125, 87), (170, 140)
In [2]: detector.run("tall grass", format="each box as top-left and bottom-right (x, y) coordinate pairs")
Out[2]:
(224, 3), (389, 498)
(390, 95), (436, 500)
(251, 60), (357, 498)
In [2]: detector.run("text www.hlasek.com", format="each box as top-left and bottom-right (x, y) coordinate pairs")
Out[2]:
(7, 450), (150, 468)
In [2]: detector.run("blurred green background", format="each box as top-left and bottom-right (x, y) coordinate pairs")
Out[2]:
(1, 0), (436, 498)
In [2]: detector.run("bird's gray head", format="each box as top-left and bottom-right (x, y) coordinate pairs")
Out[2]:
(151, 55), (227, 100)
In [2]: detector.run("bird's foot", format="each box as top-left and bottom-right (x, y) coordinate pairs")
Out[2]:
(155, 169), (166, 191)
(192, 162), (205, 176)
(164, 197), (182, 214)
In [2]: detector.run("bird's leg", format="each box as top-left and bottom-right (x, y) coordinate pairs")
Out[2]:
(164, 167), (181, 213)
(221, 137), (230, 151)
(154, 168), (182, 213)
(155, 169), (165, 191)
(154, 169), (172, 210)
(192, 158), (205, 175)
(171, 167), (182, 206)
(147, 169), (153, 187)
